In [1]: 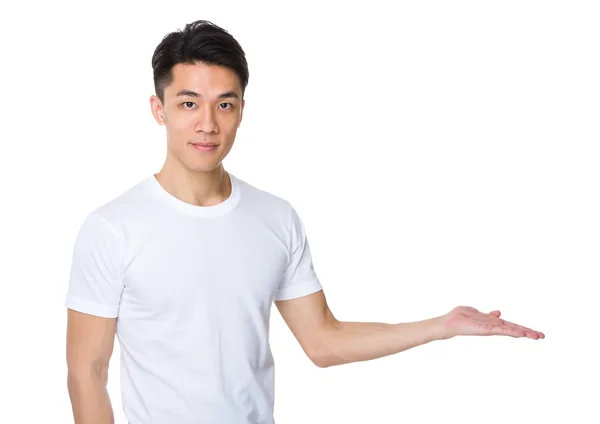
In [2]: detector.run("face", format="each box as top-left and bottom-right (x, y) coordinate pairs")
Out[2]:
(150, 62), (245, 174)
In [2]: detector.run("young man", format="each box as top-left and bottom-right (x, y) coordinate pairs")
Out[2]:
(65, 20), (545, 424)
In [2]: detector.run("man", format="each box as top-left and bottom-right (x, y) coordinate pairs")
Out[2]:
(65, 19), (545, 424)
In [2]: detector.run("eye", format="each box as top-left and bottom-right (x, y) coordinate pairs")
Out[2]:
(219, 103), (233, 110)
(182, 101), (196, 109)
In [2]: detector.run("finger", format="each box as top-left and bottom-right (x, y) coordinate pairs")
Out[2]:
(489, 325), (522, 337)
(501, 319), (544, 339)
(508, 324), (542, 339)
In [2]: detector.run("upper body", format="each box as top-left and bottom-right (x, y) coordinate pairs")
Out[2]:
(65, 170), (323, 423)
(65, 21), (337, 423)
(64, 18), (545, 424)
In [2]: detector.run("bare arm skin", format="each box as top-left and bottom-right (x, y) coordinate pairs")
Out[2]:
(275, 291), (545, 368)
(66, 309), (117, 423)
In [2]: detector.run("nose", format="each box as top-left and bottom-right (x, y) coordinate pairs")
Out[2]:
(194, 106), (218, 133)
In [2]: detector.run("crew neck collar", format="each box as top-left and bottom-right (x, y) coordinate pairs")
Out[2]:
(144, 171), (241, 218)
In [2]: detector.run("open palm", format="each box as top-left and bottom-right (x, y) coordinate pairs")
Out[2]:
(441, 306), (545, 340)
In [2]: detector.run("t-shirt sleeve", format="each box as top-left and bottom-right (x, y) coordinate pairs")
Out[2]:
(64, 212), (126, 318)
(275, 204), (323, 301)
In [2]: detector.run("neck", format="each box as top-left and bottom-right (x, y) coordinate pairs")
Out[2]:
(154, 164), (231, 207)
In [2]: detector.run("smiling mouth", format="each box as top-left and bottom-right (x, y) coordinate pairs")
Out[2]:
(192, 143), (218, 151)
(191, 142), (218, 147)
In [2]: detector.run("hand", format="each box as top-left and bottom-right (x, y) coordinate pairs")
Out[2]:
(439, 306), (545, 340)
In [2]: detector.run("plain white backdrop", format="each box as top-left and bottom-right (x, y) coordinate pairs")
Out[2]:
(0, 1), (598, 423)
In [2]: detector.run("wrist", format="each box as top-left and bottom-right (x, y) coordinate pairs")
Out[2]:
(430, 315), (453, 341)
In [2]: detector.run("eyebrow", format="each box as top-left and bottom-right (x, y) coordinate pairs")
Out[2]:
(175, 89), (239, 100)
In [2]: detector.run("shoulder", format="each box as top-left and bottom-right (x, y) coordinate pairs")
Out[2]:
(80, 177), (162, 252)
(235, 174), (295, 220)
(90, 178), (151, 223)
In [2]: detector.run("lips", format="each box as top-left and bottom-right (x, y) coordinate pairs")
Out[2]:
(192, 143), (218, 152)
(192, 143), (218, 147)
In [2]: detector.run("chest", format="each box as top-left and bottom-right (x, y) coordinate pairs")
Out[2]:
(121, 219), (289, 316)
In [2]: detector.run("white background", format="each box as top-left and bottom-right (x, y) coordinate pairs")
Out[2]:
(1, 1), (598, 423)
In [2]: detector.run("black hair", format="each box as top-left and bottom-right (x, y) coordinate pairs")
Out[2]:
(151, 20), (249, 103)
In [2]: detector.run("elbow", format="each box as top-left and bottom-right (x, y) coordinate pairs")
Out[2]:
(310, 354), (330, 368)
(306, 316), (344, 368)
(309, 326), (342, 368)
(67, 361), (110, 387)
(310, 349), (342, 368)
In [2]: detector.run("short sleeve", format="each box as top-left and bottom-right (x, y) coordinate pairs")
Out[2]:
(64, 213), (126, 318)
(275, 205), (323, 301)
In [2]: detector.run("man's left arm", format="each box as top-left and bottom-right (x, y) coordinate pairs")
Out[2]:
(275, 290), (545, 368)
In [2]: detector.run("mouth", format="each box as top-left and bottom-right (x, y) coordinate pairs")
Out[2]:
(191, 142), (219, 152)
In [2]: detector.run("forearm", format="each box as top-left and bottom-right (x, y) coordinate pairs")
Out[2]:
(67, 370), (114, 424)
(317, 316), (446, 368)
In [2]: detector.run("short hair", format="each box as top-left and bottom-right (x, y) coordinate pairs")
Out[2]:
(151, 20), (249, 103)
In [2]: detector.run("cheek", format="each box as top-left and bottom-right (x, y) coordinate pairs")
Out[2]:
(168, 114), (195, 133)
(223, 115), (241, 133)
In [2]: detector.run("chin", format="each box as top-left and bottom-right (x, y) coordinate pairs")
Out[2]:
(188, 162), (224, 173)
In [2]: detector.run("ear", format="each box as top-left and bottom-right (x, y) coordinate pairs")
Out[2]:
(238, 99), (245, 128)
(150, 95), (165, 125)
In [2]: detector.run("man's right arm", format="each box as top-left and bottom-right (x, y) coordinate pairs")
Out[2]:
(66, 308), (117, 424)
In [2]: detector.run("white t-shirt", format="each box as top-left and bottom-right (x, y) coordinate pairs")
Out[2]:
(64, 172), (323, 423)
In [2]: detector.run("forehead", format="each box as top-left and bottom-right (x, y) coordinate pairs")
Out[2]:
(165, 62), (241, 98)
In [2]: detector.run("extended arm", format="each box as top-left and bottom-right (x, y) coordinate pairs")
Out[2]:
(275, 291), (544, 368)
